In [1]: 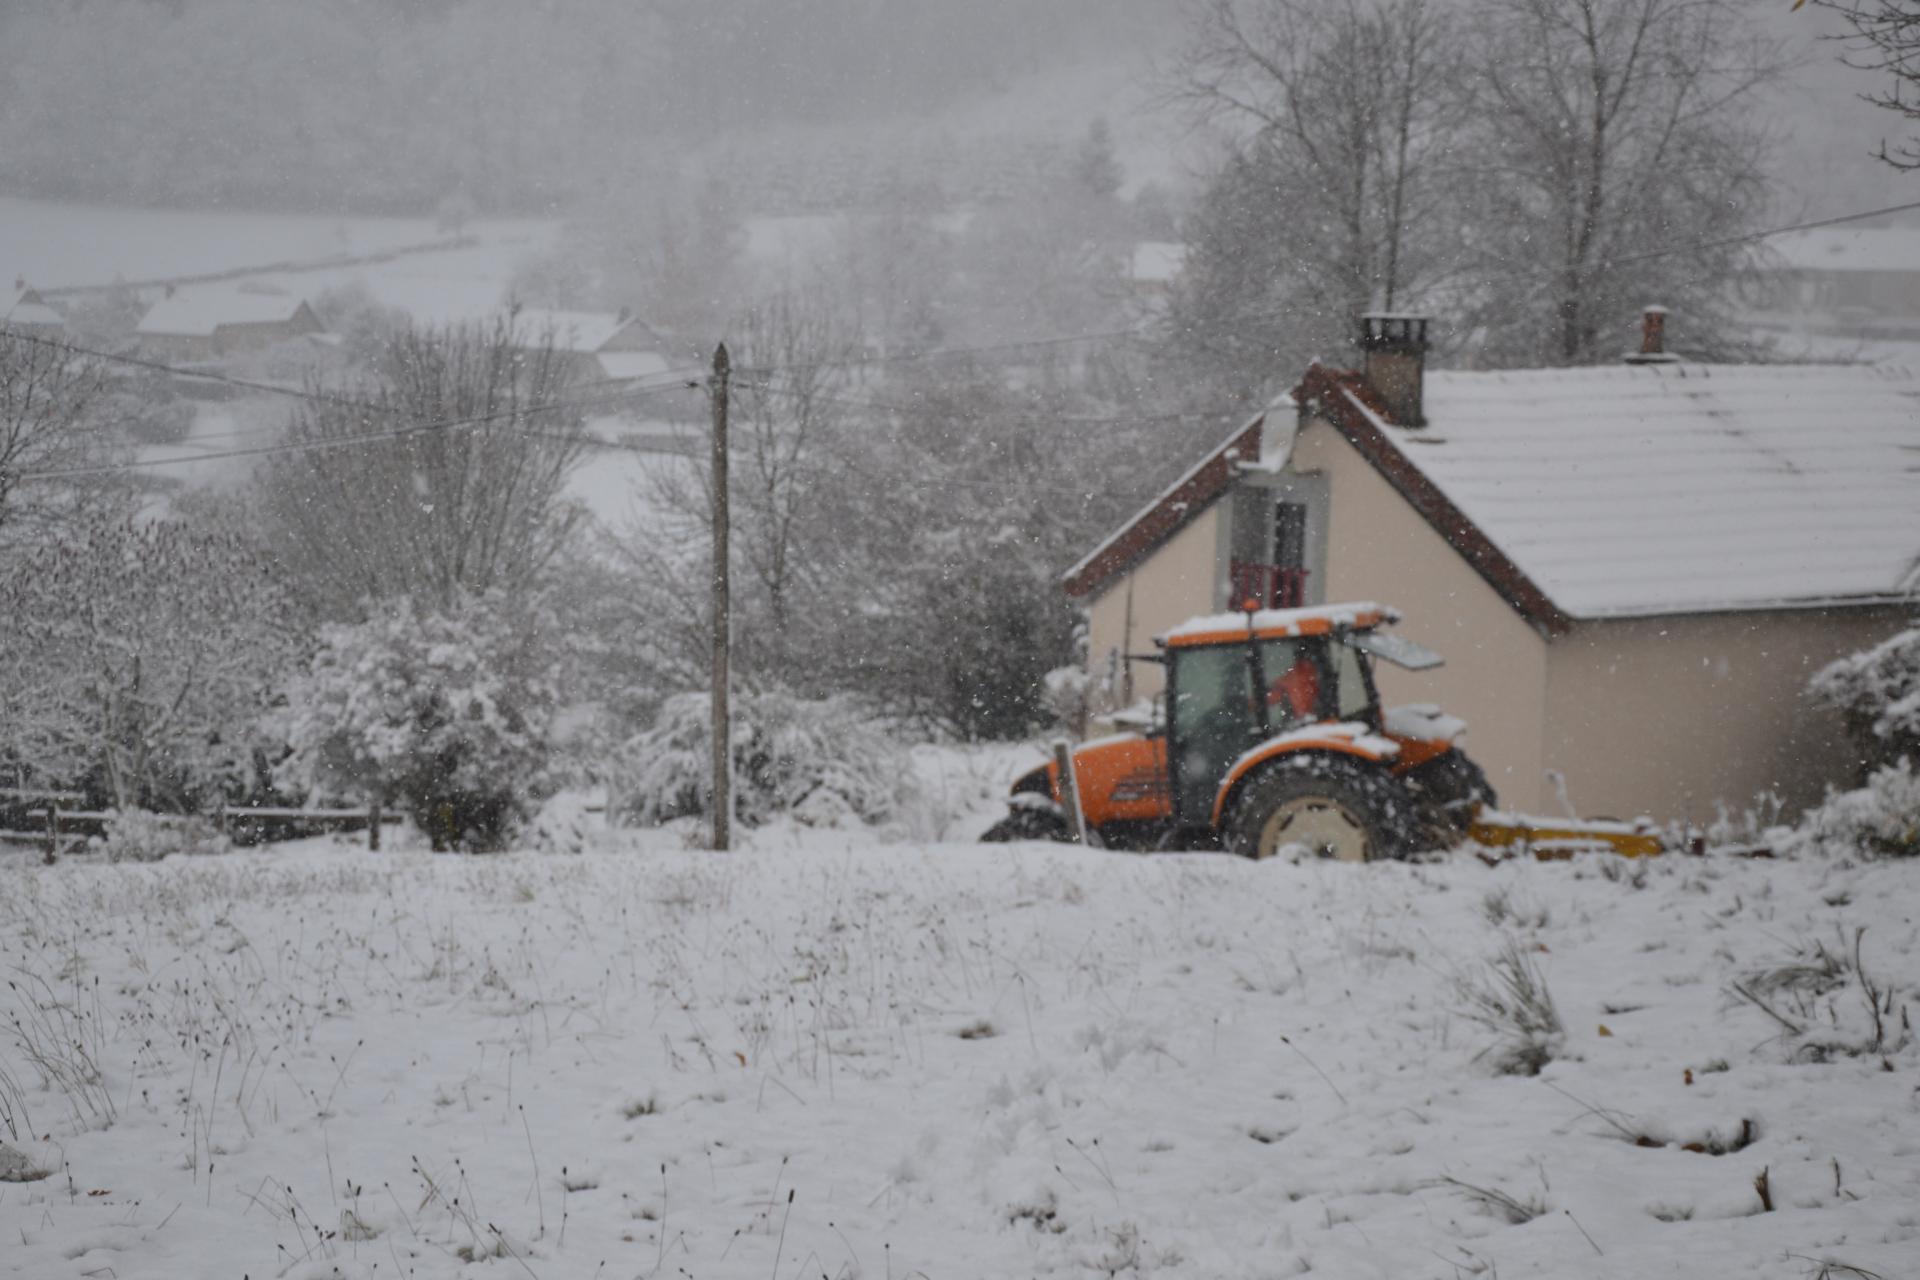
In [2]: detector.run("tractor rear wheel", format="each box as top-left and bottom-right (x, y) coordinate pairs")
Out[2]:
(1403, 750), (1498, 847)
(1224, 754), (1419, 862)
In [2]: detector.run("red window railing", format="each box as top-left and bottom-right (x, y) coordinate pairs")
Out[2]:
(1228, 561), (1310, 610)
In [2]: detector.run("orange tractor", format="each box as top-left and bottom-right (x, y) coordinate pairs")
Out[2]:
(985, 602), (1660, 861)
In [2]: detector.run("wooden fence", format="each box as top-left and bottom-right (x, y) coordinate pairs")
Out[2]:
(0, 801), (401, 863)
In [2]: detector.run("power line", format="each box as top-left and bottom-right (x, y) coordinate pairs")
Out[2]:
(1608, 197), (1920, 269)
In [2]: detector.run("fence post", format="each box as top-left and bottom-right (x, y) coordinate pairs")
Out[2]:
(1052, 740), (1086, 844)
(368, 800), (382, 852)
(43, 803), (58, 865)
(214, 797), (228, 842)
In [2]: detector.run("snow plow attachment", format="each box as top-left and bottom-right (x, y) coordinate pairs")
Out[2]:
(1466, 810), (1664, 860)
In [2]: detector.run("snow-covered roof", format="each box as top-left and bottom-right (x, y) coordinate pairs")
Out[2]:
(1771, 226), (1920, 275)
(1161, 602), (1397, 647)
(1335, 362), (1920, 620)
(2, 289), (64, 329)
(1130, 242), (1186, 285)
(597, 350), (674, 383)
(137, 291), (314, 336)
(511, 309), (640, 354)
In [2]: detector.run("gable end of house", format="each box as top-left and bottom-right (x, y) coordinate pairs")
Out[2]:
(1293, 362), (1574, 638)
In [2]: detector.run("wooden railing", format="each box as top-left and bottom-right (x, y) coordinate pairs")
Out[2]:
(1228, 561), (1311, 610)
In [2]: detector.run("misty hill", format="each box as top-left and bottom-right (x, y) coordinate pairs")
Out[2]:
(0, 0), (1180, 217)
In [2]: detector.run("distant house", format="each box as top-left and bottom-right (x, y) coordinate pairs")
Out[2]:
(1129, 242), (1186, 302)
(1766, 226), (1920, 327)
(2, 286), (66, 335)
(1064, 312), (1920, 822)
(137, 291), (325, 361)
(509, 309), (670, 383)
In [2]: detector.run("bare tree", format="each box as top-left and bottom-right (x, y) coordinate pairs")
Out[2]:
(1458, 0), (1787, 364)
(613, 290), (855, 689)
(1159, 0), (1459, 364)
(1809, 1), (1920, 168)
(254, 314), (587, 620)
(0, 329), (117, 553)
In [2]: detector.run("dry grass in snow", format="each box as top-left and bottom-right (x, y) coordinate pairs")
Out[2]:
(0, 838), (1916, 1279)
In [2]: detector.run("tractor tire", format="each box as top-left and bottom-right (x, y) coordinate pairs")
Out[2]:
(1402, 750), (1498, 848)
(1223, 753), (1420, 863)
(981, 806), (1072, 844)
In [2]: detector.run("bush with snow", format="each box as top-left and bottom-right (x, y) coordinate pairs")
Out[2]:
(274, 593), (556, 852)
(1810, 622), (1920, 768)
(617, 690), (908, 830)
(1779, 757), (1920, 860)
(1785, 624), (1920, 858)
(95, 809), (228, 863)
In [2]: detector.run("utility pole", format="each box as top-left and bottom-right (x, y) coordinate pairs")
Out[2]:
(709, 342), (732, 852)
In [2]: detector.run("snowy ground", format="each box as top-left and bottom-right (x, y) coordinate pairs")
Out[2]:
(3, 811), (1914, 1280)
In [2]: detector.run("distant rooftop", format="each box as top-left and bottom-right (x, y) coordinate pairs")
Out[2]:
(137, 290), (315, 337)
(1770, 226), (1920, 275)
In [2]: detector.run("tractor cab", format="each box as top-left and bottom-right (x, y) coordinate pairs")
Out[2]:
(985, 601), (1478, 859)
(1160, 604), (1419, 827)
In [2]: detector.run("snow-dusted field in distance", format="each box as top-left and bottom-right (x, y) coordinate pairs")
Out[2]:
(0, 196), (556, 326)
(2, 806), (1915, 1279)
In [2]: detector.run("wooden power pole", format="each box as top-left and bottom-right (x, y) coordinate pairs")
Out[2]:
(709, 342), (733, 852)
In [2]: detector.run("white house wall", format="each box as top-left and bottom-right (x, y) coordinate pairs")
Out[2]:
(1543, 607), (1911, 823)
(1290, 417), (1556, 813)
(1084, 504), (1223, 715)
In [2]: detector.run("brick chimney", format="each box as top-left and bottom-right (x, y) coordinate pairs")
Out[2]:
(1625, 305), (1678, 364)
(1359, 313), (1430, 427)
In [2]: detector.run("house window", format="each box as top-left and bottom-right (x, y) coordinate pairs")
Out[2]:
(1228, 493), (1313, 609)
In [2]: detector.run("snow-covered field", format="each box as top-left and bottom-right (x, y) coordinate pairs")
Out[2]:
(2, 829), (1914, 1280)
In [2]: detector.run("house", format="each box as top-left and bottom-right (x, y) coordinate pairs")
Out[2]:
(1766, 226), (1920, 328)
(137, 290), (325, 361)
(509, 309), (669, 383)
(2, 285), (66, 335)
(1064, 312), (1920, 823)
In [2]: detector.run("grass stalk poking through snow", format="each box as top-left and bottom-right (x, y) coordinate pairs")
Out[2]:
(1456, 937), (1564, 1076)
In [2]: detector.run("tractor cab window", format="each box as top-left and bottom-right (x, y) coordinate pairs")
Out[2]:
(1258, 638), (1322, 729)
(1169, 645), (1257, 824)
(1331, 641), (1373, 721)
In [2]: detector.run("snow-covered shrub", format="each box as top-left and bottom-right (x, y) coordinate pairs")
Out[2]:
(274, 594), (556, 852)
(618, 690), (907, 830)
(96, 810), (228, 863)
(1041, 665), (1094, 739)
(1810, 623), (1920, 770)
(1778, 759), (1920, 860)
(1787, 624), (1920, 859)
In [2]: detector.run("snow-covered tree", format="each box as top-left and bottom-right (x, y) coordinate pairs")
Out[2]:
(274, 593), (557, 852)
(1455, 0), (1785, 365)
(0, 512), (295, 811)
(1165, 0), (1465, 390)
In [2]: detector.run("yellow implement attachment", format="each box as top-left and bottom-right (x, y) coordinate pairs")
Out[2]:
(1467, 810), (1664, 860)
